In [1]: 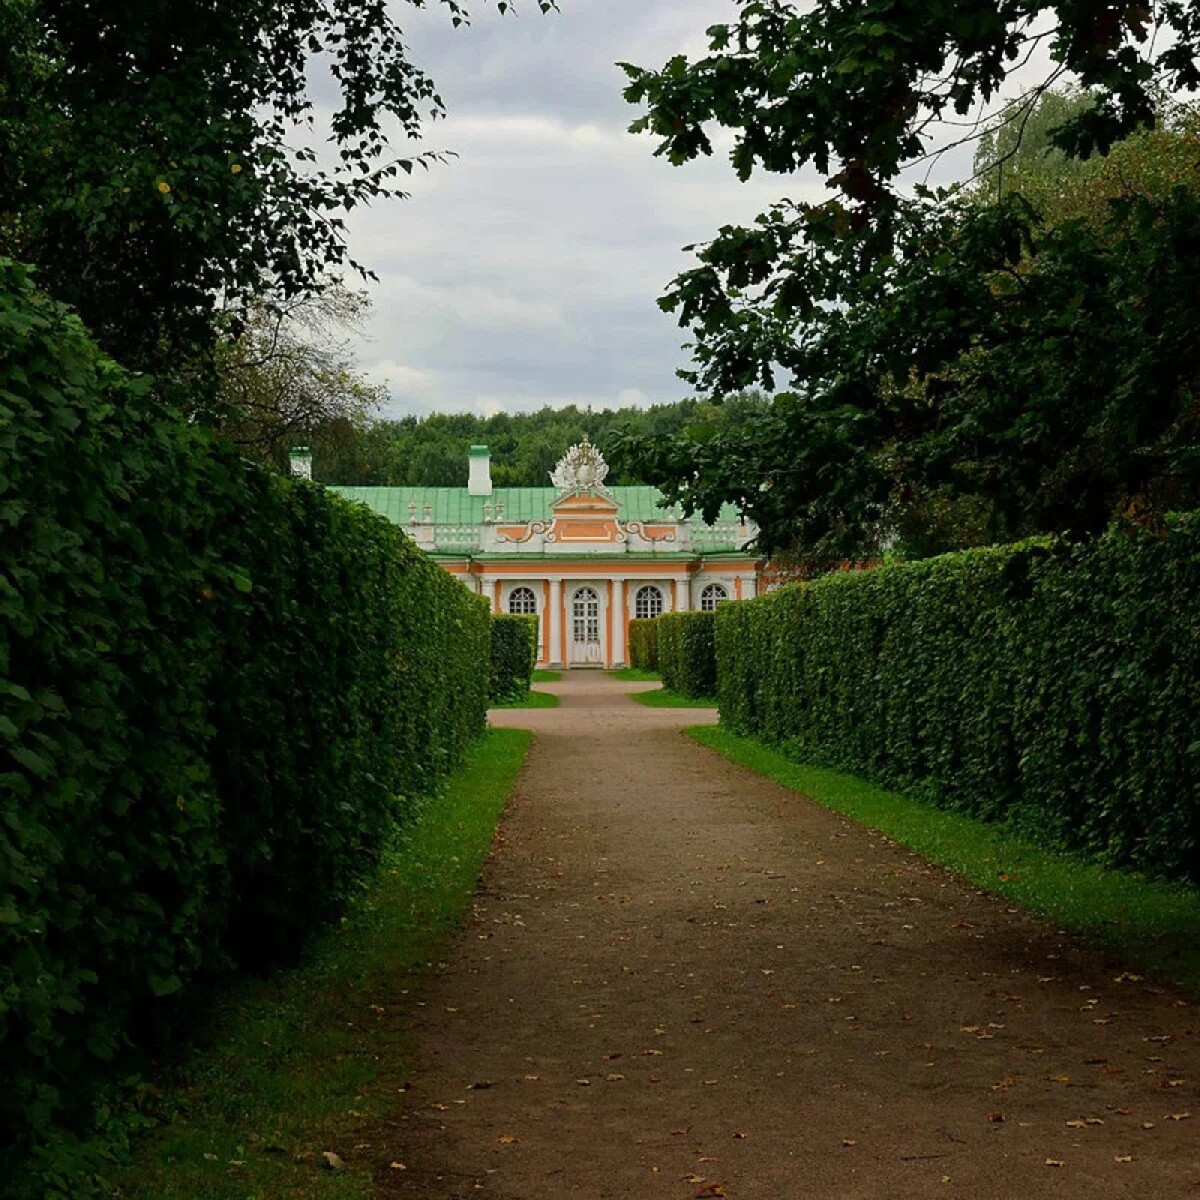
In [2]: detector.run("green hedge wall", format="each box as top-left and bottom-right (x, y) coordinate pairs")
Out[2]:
(657, 612), (717, 698)
(0, 260), (490, 1177)
(715, 528), (1200, 884)
(489, 614), (538, 701)
(628, 618), (659, 671)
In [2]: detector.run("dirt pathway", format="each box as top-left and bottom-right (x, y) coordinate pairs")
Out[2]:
(370, 673), (1198, 1199)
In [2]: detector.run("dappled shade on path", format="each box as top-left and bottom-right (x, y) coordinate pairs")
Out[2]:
(366, 673), (1198, 1198)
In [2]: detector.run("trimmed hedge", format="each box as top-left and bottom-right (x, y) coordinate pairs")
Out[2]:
(657, 612), (717, 698)
(0, 260), (490, 1180)
(490, 614), (538, 701)
(715, 526), (1200, 884)
(628, 618), (659, 671)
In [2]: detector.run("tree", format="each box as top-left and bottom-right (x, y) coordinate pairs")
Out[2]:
(620, 5), (1200, 558)
(215, 287), (385, 465)
(0, 0), (554, 391)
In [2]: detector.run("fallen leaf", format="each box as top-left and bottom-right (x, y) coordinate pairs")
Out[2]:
(695, 1185), (725, 1198)
(1044, 1159), (1064, 1167)
(322, 1152), (344, 1171)
(1141, 1121), (1155, 1129)
(576, 1078), (591, 1086)
(498, 1134), (516, 1145)
(389, 1162), (406, 1171)
(606, 1073), (625, 1082)
(1167, 1112), (1191, 1121)
(987, 1111), (1004, 1123)
(1115, 1155), (1133, 1163)
(842, 1139), (857, 1147)
(684, 1174), (705, 1184)
(1066, 1120), (1086, 1129)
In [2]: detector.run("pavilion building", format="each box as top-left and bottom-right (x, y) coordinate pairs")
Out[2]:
(307, 440), (761, 669)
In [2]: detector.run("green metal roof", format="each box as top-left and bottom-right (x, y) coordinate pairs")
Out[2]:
(329, 486), (742, 526)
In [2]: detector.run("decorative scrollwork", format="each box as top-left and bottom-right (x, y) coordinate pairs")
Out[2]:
(497, 520), (551, 545)
(621, 521), (676, 544)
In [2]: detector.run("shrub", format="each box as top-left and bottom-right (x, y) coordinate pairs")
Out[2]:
(715, 527), (1200, 884)
(657, 612), (717, 698)
(489, 614), (538, 701)
(0, 260), (490, 1181)
(628, 618), (659, 670)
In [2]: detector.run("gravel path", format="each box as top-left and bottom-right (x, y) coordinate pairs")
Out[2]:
(370, 673), (1199, 1199)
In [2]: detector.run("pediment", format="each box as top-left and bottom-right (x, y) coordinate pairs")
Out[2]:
(551, 489), (620, 515)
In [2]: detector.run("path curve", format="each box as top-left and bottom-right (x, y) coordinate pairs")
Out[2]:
(371, 673), (1198, 1199)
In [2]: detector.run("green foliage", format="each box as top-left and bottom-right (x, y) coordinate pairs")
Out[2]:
(0, 0), (553, 384)
(310, 393), (772, 487)
(0, 260), (489, 1185)
(623, 1), (1196, 219)
(102, 728), (530, 1200)
(715, 524), (1200, 885)
(627, 619), (659, 671)
(489, 615), (538, 703)
(622, 5), (1200, 561)
(624, 176), (1200, 559)
(656, 612), (716, 699)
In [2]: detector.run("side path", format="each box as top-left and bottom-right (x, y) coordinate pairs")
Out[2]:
(367, 674), (1198, 1199)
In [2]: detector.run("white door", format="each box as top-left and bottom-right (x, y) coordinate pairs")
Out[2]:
(570, 586), (603, 665)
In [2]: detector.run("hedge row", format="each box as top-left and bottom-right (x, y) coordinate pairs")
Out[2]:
(0, 260), (491, 1179)
(715, 527), (1200, 884)
(657, 612), (717, 698)
(628, 618), (658, 671)
(490, 614), (538, 701)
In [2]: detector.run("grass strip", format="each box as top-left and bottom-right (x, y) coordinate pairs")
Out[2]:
(689, 726), (1200, 992)
(104, 727), (531, 1200)
(492, 689), (559, 709)
(531, 669), (561, 682)
(607, 667), (660, 682)
(631, 688), (717, 709)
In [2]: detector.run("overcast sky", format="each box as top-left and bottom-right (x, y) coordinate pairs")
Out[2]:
(334, 1), (995, 420)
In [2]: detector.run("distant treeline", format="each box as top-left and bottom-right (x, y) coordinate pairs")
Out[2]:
(310, 394), (768, 488)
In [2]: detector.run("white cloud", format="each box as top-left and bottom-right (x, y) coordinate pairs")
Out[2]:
(333, 0), (1046, 418)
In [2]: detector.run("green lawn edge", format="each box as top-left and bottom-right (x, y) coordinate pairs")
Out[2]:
(631, 688), (717, 709)
(492, 688), (559, 709)
(103, 727), (532, 1200)
(688, 726), (1200, 993)
(531, 669), (561, 682)
(606, 667), (660, 682)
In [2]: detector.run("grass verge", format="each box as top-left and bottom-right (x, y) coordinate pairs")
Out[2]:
(531, 669), (561, 682)
(104, 728), (531, 1200)
(492, 689), (559, 709)
(631, 688), (717, 709)
(607, 667), (660, 682)
(689, 726), (1200, 992)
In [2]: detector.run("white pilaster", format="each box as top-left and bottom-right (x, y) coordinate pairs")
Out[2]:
(743, 575), (758, 600)
(548, 578), (563, 667)
(611, 578), (625, 666)
(675, 576), (689, 612)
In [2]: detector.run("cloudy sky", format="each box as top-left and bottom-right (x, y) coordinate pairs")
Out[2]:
(333, 1), (990, 420)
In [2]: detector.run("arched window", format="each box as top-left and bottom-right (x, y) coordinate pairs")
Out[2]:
(700, 583), (730, 612)
(508, 586), (537, 615)
(634, 584), (664, 619)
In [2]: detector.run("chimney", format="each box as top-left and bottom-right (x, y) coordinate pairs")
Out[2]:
(289, 446), (313, 480)
(468, 444), (492, 496)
